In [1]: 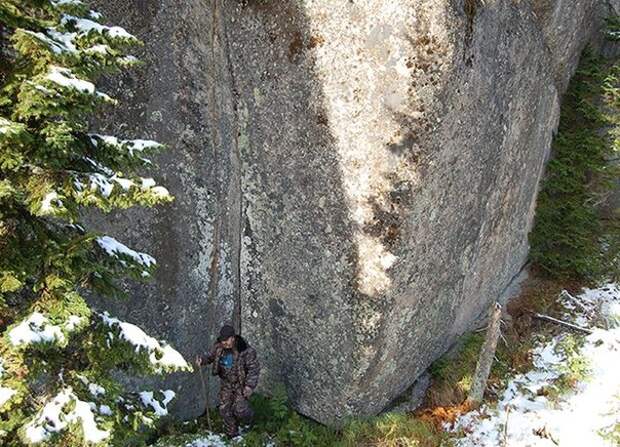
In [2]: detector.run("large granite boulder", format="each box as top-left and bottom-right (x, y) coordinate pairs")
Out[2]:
(89, 0), (607, 425)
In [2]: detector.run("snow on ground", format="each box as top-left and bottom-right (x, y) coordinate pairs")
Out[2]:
(450, 283), (620, 447)
(152, 430), (258, 447)
(173, 433), (230, 447)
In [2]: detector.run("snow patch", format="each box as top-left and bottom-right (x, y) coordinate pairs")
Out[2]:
(8, 312), (65, 346)
(88, 383), (106, 398)
(139, 390), (175, 416)
(8, 313), (84, 347)
(0, 387), (16, 408)
(96, 235), (156, 267)
(85, 44), (110, 54)
(0, 358), (15, 408)
(99, 312), (189, 371)
(51, 0), (84, 6)
(151, 185), (171, 199)
(40, 191), (63, 215)
(155, 432), (238, 447)
(450, 283), (620, 447)
(0, 118), (18, 135)
(23, 388), (109, 444)
(61, 15), (135, 40)
(46, 66), (95, 93)
(64, 315), (84, 331)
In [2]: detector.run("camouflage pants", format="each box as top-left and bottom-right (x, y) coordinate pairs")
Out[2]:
(218, 383), (253, 437)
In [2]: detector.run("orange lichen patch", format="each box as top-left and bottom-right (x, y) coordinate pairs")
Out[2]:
(426, 380), (469, 408)
(415, 402), (472, 430)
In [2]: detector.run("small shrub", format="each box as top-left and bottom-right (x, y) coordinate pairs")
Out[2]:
(547, 334), (591, 400)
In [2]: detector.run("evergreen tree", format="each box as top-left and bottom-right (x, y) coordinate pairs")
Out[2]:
(0, 1), (191, 445)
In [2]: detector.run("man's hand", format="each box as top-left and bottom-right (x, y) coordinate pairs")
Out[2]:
(195, 355), (203, 366)
(243, 386), (253, 399)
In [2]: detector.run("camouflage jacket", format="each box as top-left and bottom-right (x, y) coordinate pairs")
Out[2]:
(204, 335), (260, 390)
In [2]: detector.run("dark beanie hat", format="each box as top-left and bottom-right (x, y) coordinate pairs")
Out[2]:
(217, 324), (236, 342)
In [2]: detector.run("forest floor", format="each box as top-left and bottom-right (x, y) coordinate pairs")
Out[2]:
(152, 280), (620, 447)
(447, 282), (620, 447)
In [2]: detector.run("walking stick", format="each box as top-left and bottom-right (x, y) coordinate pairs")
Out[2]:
(196, 360), (213, 431)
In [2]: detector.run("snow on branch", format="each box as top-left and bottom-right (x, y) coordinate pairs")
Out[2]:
(39, 191), (64, 216)
(139, 390), (175, 417)
(19, 13), (136, 60)
(44, 66), (114, 103)
(88, 134), (163, 157)
(0, 386), (16, 409)
(95, 236), (156, 268)
(60, 15), (137, 41)
(7, 312), (84, 347)
(22, 388), (110, 444)
(20, 29), (76, 55)
(0, 117), (27, 136)
(51, 0), (85, 7)
(99, 312), (190, 373)
(46, 66), (93, 93)
(0, 358), (17, 409)
(73, 170), (171, 202)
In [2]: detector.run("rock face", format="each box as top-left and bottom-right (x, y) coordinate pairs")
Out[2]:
(90, 0), (609, 425)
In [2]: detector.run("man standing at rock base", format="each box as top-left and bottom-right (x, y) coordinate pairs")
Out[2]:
(196, 324), (260, 438)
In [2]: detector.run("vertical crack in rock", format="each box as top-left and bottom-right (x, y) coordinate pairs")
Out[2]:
(220, 4), (244, 335)
(205, 0), (243, 334)
(206, 0), (222, 333)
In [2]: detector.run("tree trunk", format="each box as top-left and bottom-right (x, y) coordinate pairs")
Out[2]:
(466, 301), (502, 408)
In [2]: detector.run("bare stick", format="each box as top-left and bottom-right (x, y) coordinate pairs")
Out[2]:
(466, 302), (503, 408)
(532, 313), (592, 334)
(502, 405), (511, 447)
(560, 290), (589, 314)
(197, 361), (213, 431)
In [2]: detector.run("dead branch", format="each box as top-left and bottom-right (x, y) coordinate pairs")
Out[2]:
(532, 313), (593, 334)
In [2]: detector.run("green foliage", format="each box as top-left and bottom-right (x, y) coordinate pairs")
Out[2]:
(529, 44), (620, 282)
(0, 1), (189, 445)
(239, 385), (338, 447)
(154, 386), (449, 447)
(548, 334), (591, 400)
(598, 393), (620, 445)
